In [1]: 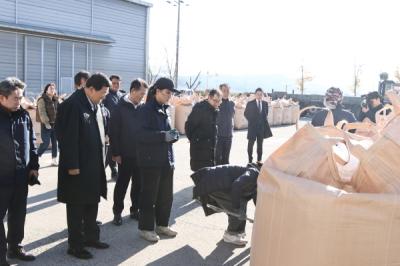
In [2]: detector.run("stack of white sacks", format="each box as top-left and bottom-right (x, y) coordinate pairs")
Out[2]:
(169, 93), (300, 134)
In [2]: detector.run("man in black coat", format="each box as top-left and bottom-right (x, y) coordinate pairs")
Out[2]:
(103, 74), (124, 180)
(109, 79), (148, 225)
(0, 78), (39, 266)
(359, 91), (388, 123)
(55, 73), (111, 260)
(185, 89), (221, 171)
(136, 77), (180, 243)
(74, 71), (90, 91)
(244, 88), (272, 165)
(311, 87), (356, 127)
(216, 84), (235, 165)
(191, 164), (260, 246)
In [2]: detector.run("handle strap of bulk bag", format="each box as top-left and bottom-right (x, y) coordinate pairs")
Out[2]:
(309, 125), (348, 188)
(296, 106), (334, 130)
(326, 136), (358, 187)
(332, 142), (360, 184)
(386, 90), (400, 115)
(324, 109), (335, 127)
(315, 127), (362, 188)
(343, 121), (377, 133)
(375, 105), (395, 129)
(297, 106), (321, 130)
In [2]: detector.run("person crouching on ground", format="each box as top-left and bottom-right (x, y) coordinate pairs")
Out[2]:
(136, 77), (180, 242)
(191, 163), (260, 246)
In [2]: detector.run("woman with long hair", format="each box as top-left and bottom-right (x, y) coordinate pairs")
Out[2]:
(36, 83), (59, 166)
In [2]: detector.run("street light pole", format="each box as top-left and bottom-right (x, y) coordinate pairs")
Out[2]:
(167, 0), (188, 89)
(174, 0), (181, 88)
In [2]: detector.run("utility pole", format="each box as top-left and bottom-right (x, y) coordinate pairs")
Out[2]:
(166, 0), (189, 89)
(174, 0), (181, 88)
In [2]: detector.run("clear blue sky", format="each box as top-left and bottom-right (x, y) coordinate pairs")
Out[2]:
(147, 0), (400, 94)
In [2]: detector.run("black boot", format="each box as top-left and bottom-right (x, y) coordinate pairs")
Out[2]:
(130, 210), (140, 221)
(0, 256), (9, 266)
(7, 246), (35, 261)
(113, 214), (122, 226)
(67, 247), (93, 260)
(84, 241), (110, 249)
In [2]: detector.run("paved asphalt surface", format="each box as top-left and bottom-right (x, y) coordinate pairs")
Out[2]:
(5, 124), (299, 266)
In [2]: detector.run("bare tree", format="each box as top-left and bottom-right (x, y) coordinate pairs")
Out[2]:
(352, 64), (362, 96)
(163, 48), (175, 81)
(296, 65), (313, 95)
(185, 71), (201, 91)
(147, 66), (161, 85)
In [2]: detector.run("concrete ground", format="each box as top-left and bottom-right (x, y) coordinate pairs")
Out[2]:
(6, 124), (298, 266)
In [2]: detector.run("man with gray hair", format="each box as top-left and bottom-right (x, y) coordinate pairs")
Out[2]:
(0, 77), (40, 266)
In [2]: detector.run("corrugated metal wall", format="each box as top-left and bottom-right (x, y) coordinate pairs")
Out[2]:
(0, 0), (149, 98)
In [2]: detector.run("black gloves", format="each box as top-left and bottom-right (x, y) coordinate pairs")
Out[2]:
(28, 171), (41, 186)
(164, 129), (180, 143)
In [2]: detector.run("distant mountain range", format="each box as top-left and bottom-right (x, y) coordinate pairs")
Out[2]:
(178, 74), (327, 95)
(177, 74), (377, 96)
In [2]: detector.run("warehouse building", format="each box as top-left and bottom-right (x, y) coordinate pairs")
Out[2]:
(0, 0), (151, 98)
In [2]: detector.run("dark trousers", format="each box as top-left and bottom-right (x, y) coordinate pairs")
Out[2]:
(113, 156), (141, 215)
(248, 132), (264, 162)
(37, 124), (57, 158)
(105, 145), (118, 176)
(0, 185), (28, 260)
(66, 203), (99, 249)
(209, 191), (247, 234)
(139, 167), (173, 231)
(216, 136), (232, 165)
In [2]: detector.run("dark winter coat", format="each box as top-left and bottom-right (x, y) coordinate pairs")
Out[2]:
(103, 90), (123, 115)
(55, 89), (107, 204)
(185, 100), (219, 171)
(244, 99), (272, 140)
(217, 98), (235, 138)
(109, 95), (143, 158)
(0, 106), (39, 186)
(311, 105), (357, 126)
(191, 164), (259, 215)
(358, 104), (389, 123)
(136, 98), (175, 168)
(36, 94), (58, 124)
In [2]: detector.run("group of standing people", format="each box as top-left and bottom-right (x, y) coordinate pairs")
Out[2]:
(311, 87), (389, 128)
(186, 84), (273, 171)
(0, 71), (275, 265)
(0, 72), (181, 265)
(185, 85), (272, 246)
(55, 73), (181, 260)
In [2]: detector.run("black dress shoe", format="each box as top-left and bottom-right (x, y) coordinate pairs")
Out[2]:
(113, 214), (122, 225)
(130, 210), (139, 220)
(0, 258), (10, 266)
(7, 246), (35, 261)
(67, 248), (93, 260)
(84, 241), (110, 249)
